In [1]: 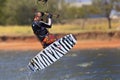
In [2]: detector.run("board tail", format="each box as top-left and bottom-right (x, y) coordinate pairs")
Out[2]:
(27, 63), (36, 72)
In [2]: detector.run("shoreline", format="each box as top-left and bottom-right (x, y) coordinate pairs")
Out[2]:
(0, 39), (120, 51)
(0, 32), (120, 51)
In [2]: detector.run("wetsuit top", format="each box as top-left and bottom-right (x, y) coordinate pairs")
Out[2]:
(32, 16), (52, 41)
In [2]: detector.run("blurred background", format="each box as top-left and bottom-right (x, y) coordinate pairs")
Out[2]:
(0, 0), (120, 80)
(0, 0), (120, 35)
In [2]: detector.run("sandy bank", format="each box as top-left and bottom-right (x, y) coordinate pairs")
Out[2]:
(0, 39), (120, 51)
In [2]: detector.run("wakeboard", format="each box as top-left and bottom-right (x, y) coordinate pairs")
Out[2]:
(28, 34), (77, 72)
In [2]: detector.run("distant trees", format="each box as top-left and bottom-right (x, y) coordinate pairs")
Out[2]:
(2, 0), (34, 25)
(0, 0), (63, 25)
(1, 0), (120, 25)
(92, 0), (120, 29)
(0, 0), (6, 25)
(0, 0), (83, 25)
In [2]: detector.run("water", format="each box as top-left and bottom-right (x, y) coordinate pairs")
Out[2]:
(0, 48), (120, 80)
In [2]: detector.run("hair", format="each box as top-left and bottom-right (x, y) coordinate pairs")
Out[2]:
(35, 11), (44, 17)
(40, 12), (44, 17)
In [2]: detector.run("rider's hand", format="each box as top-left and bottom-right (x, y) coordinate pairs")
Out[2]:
(47, 13), (52, 18)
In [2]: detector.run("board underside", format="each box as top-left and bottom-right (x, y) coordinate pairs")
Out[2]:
(28, 34), (77, 72)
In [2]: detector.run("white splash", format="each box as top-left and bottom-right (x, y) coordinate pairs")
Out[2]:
(77, 61), (93, 67)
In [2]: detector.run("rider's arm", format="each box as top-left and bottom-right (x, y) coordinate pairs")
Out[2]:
(40, 13), (52, 28)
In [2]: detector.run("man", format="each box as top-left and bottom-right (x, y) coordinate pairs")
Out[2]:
(32, 12), (57, 48)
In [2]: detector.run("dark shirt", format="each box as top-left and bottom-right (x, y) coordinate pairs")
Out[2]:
(32, 18), (52, 41)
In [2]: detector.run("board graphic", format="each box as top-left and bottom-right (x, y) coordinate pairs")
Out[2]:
(28, 34), (77, 72)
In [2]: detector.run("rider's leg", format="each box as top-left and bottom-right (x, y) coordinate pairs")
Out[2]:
(42, 34), (57, 48)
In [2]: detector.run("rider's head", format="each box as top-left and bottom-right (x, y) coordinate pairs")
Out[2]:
(34, 12), (44, 21)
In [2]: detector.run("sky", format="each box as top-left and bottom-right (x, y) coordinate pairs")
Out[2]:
(79, 0), (91, 3)
(65, 0), (92, 3)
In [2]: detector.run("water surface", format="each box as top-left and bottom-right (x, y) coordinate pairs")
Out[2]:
(0, 48), (120, 80)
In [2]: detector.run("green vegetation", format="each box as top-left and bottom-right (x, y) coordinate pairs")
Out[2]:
(1, 0), (120, 30)
(1, 0), (120, 25)
(0, 25), (33, 36)
(0, 20), (120, 36)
